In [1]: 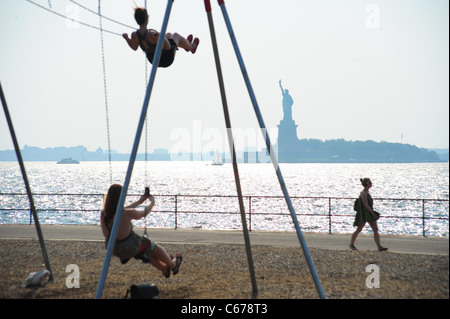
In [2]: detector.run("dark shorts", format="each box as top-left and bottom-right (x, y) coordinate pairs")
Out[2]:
(147, 38), (177, 68)
(106, 230), (157, 263)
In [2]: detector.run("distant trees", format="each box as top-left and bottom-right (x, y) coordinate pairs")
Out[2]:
(290, 139), (442, 163)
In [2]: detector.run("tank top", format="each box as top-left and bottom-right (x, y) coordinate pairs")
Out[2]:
(135, 29), (176, 68)
(136, 29), (156, 55)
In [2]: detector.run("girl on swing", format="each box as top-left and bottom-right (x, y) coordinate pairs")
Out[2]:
(101, 184), (182, 278)
(122, 7), (199, 68)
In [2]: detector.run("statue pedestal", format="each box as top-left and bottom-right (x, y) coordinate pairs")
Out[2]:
(278, 119), (298, 149)
(277, 119), (300, 162)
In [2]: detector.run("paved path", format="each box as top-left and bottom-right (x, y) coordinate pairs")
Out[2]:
(0, 224), (448, 255)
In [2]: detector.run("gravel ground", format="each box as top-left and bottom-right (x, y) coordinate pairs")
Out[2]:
(0, 239), (448, 299)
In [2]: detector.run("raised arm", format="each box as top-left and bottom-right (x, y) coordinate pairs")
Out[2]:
(125, 194), (147, 209)
(279, 80), (284, 93)
(125, 195), (156, 220)
(122, 32), (139, 51)
(143, 195), (156, 217)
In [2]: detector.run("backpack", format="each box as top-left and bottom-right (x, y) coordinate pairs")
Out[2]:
(353, 198), (359, 211)
(125, 284), (159, 299)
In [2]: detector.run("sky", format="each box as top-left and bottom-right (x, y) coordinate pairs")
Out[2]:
(0, 0), (448, 155)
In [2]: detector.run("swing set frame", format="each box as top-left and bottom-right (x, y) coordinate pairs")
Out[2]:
(95, 0), (325, 299)
(1, 0), (325, 299)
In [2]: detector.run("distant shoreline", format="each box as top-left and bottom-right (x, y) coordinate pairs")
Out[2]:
(0, 141), (448, 163)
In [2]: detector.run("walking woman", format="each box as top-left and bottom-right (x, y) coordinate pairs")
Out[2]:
(350, 178), (388, 251)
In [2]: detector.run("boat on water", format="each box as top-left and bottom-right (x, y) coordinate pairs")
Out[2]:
(57, 157), (80, 164)
(212, 151), (223, 166)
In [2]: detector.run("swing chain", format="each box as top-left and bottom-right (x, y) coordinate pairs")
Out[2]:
(143, 186), (150, 238)
(143, 224), (148, 238)
(98, 0), (113, 184)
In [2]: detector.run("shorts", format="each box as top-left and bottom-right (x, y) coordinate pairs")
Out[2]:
(106, 230), (157, 263)
(147, 38), (177, 68)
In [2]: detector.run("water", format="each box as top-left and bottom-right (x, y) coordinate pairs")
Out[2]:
(0, 161), (448, 236)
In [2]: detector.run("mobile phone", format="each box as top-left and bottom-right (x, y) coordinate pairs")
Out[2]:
(145, 187), (150, 197)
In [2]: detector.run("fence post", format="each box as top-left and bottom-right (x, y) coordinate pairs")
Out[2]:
(422, 199), (426, 237)
(175, 195), (178, 230)
(248, 196), (252, 232)
(328, 198), (332, 234)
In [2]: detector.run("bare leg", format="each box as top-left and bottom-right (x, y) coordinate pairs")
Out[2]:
(350, 223), (365, 249)
(368, 221), (387, 250)
(149, 256), (167, 273)
(167, 32), (198, 52)
(170, 33), (192, 51)
(149, 245), (175, 274)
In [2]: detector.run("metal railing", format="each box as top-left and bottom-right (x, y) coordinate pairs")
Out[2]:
(0, 193), (448, 237)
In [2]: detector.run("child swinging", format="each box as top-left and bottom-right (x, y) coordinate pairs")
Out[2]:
(123, 7), (199, 68)
(100, 184), (182, 278)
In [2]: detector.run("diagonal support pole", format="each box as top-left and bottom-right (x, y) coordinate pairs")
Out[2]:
(217, 0), (326, 299)
(0, 81), (53, 282)
(204, 0), (258, 297)
(95, 0), (174, 299)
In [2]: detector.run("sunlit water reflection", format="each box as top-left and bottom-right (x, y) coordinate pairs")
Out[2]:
(1, 162), (448, 236)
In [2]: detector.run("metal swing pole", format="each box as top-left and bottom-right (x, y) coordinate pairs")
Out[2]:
(0, 81), (54, 282)
(216, 0), (326, 299)
(204, 0), (258, 296)
(95, 0), (174, 299)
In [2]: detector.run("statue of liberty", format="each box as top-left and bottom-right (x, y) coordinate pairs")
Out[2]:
(277, 80), (299, 162)
(279, 80), (293, 121)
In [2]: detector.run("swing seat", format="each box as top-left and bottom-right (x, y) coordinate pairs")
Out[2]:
(120, 237), (152, 265)
(120, 255), (150, 265)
